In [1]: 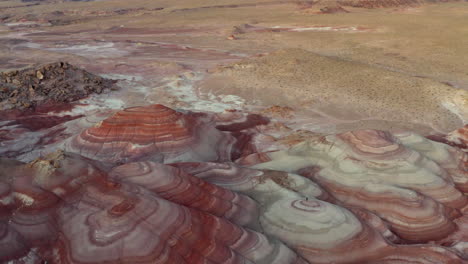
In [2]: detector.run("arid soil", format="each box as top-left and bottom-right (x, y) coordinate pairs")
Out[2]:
(200, 48), (467, 133)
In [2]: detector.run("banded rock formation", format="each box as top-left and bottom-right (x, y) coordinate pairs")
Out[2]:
(1, 104), (466, 263)
(67, 104), (239, 165)
(245, 129), (468, 244)
(109, 161), (259, 227)
(0, 151), (306, 264)
(171, 161), (465, 263)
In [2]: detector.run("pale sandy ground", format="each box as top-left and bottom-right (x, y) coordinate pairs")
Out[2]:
(0, 0), (467, 134)
(200, 48), (467, 133)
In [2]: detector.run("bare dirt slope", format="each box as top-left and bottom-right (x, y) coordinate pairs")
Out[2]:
(199, 48), (467, 133)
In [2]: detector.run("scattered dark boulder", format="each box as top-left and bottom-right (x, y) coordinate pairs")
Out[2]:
(0, 62), (117, 111)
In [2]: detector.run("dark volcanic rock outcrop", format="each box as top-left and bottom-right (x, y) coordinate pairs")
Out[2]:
(0, 62), (116, 111)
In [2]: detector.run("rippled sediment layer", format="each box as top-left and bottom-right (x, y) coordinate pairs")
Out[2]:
(1, 104), (467, 263)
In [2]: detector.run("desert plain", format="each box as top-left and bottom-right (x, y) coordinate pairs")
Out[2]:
(0, 0), (467, 263)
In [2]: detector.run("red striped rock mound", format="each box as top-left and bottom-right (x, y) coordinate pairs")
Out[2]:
(109, 161), (259, 227)
(0, 151), (306, 264)
(2, 103), (467, 263)
(172, 161), (465, 263)
(53, 184), (299, 264)
(67, 104), (237, 165)
(261, 198), (463, 264)
(249, 129), (468, 243)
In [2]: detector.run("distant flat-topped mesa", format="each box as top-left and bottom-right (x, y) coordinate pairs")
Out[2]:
(199, 49), (467, 134)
